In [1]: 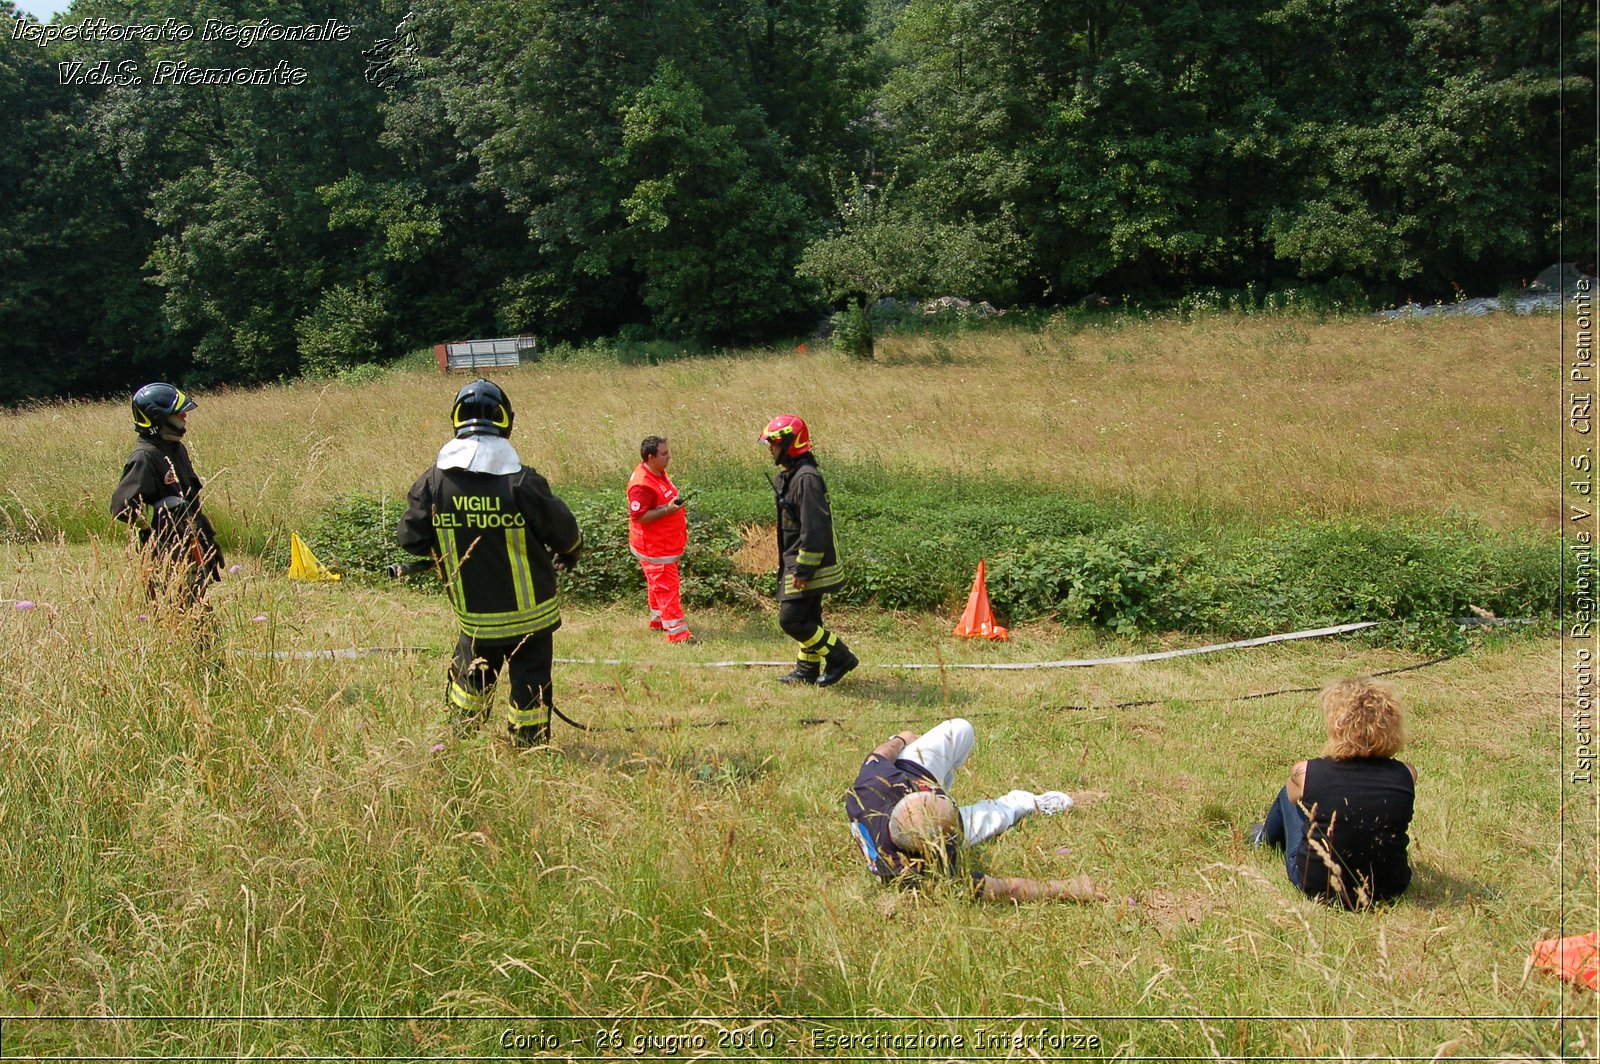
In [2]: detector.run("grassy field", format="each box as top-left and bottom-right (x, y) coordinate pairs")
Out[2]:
(0, 313), (1589, 1058)
(0, 311), (1560, 549)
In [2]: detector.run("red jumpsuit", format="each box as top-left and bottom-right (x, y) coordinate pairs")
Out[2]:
(626, 462), (692, 641)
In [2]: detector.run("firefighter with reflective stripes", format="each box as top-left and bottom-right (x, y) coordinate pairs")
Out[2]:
(398, 380), (583, 746)
(110, 382), (225, 610)
(760, 415), (859, 686)
(627, 435), (695, 643)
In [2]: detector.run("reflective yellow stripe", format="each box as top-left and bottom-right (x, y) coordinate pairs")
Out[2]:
(437, 526), (561, 639)
(438, 528), (468, 613)
(505, 527), (535, 611)
(507, 703), (549, 727)
(798, 650), (823, 664)
(784, 563), (843, 595)
(457, 600), (561, 640)
(796, 549), (825, 565)
(455, 601), (559, 626)
(800, 625), (829, 649)
(448, 679), (491, 712)
(806, 563), (843, 589)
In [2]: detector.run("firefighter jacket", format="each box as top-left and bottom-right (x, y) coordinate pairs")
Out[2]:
(773, 454), (843, 601)
(626, 461), (687, 563)
(110, 437), (223, 572)
(398, 437), (583, 643)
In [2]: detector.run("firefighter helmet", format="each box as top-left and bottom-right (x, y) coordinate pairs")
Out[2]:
(759, 414), (811, 461)
(131, 383), (197, 440)
(452, 379), (515, 438)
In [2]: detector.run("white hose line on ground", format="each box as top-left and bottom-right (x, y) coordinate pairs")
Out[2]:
(251, 646), (429, 660)
(877, 621), (1381, 669)
(555, 620), (1380, 670)
(252, 620), (1379, 666)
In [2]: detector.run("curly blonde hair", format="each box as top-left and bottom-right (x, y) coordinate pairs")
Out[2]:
(1320, 676), (1406, 759)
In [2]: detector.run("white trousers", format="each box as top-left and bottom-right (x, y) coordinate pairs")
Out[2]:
(899, 717), (976, 791)
(899, 718), (1034, 846)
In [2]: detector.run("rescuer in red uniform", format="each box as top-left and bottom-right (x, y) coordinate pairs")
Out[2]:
(626, 435), (695, 643)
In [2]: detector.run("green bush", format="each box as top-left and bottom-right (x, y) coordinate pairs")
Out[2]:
(295, 281), (393, 378)
(303, 488), (768, 606)
(987, 526), (1179, 634)
(830, 303), (872, 359)
(983, 516), (1556, 651)
(1189, 520), (1559, 636)
(301, 475), (1559, 649)
(554, 496), (641, 602)
(300, 492), (415, 579)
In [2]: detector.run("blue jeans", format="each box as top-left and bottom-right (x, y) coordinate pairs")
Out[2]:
(1261, 786), (1308, 889)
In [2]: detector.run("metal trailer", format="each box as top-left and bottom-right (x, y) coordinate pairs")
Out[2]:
(433, 336), (537, 373)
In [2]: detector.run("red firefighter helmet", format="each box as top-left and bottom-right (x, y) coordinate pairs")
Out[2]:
(759, 414), (812, 459)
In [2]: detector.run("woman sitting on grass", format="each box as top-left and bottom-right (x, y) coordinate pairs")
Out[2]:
(1252, 676), (1417, 909)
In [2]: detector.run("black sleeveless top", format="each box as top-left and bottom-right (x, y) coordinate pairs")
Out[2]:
(843, 756), (962, 886)
(1296, 757), (1415, 908)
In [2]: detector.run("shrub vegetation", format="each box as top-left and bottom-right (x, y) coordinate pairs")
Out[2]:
(306, 482), (1555, 653)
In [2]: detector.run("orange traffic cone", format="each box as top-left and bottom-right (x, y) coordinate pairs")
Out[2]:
(954, 560), (1009, 641)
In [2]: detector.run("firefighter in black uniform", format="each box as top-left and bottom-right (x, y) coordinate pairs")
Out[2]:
(110, 382), (225, 609)
(760, 414), (859, 686)
(397, 380), (584, 746)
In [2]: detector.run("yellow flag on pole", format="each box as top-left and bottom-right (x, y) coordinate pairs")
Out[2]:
(288, 533), (340, 581)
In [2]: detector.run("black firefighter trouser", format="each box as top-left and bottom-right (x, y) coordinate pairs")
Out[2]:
(777, 594), (844, 668)
(139, 528), (217, 614)
(447, 630), (554, 735)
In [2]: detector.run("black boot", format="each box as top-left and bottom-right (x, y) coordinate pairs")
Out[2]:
(509, 721), (550, 747)
(817, 644), (859, 687)
(777, 661), (821, 685)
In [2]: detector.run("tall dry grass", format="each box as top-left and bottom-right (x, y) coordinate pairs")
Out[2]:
(0, 312), (1559, 551)
(0, 541), (1586, 1056)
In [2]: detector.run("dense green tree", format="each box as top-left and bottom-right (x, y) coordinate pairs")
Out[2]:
(609, 61), (814, 342)
(878, 0), (1590, 300)
(145, 162), (299, 381)
(1259, 0), (1581, 293)
(427, 0), (697, 338)
(292, 175), (440, 375)
(84, 0), (410, 382)
(726, 0), (885, 209)
(2, 0), (1590, 402)
(369, 13), (540, 346)
(426, 0), (874, 343)
(0, 1), (176, 400)
(797, 176), (1018, 356)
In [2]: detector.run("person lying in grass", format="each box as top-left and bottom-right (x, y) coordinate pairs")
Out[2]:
(1251, 676), (1418, 909)
(844, 718), (1104, 903)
